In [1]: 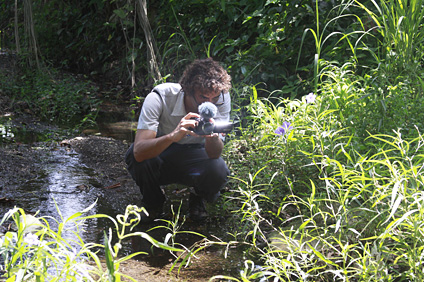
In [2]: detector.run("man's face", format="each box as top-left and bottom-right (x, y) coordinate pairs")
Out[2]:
(192, 90), (222, 106)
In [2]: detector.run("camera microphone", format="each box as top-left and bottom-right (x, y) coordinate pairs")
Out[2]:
(194, 102), (234, 135)
(198, 102), (217, 120)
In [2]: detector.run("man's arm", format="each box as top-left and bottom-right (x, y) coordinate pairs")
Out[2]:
(133, 129), (172, 162)
(203, 92), (230, 159)
(133, 113), (200, 162)
(204, 134), (224, 159)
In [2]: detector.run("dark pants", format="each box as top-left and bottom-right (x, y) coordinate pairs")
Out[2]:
(125, 143), (230, 209)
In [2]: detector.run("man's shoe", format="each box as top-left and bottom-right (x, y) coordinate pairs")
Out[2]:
(189, 193), (208, 222)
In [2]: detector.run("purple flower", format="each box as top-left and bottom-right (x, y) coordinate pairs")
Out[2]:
(305, 92), (316, 104)
(275, 121), (293, 136)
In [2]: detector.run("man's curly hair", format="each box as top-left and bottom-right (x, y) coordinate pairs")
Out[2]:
(179, 58), (232, 97)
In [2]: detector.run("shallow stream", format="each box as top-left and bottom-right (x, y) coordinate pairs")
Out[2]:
(0, 114), (119, 245)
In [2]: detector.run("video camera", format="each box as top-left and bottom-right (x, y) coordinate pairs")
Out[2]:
(193, 102), (234, 135)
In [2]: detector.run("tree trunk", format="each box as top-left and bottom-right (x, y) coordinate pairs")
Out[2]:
(23, 0), (41, 69)
(14, 0), (21, 53)
(136, 0), (162, 83)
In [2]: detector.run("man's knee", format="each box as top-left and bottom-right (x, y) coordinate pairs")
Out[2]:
(196, 158), (229, 202)
(206, 158), (230, 182)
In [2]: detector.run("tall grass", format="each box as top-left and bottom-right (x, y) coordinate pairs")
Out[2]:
(355, 0), (424, 95)
(218, 79), (424, 280)
(297, 0), (365, 94)
(219, 9), (424, 275)
(0, 203), (182, 281)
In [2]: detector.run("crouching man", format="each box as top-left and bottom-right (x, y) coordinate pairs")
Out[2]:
(125, 58), (232, 222)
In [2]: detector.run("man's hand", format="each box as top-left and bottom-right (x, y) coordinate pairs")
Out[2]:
(169, 112), (200, 142)
(133, 113), (223, 162)
(177, 115), (224, 159)
(134, 113), (202, 162)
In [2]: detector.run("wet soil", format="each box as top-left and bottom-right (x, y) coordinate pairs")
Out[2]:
(0, 52), (240, 281)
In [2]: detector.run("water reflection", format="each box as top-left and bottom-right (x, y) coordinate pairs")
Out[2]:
(3, 146), (105, 246)
(0, 115), (59, 144)
(83, 120), (137, 142)
(0, 124), (14, 140)
(42, 148), (100, 242)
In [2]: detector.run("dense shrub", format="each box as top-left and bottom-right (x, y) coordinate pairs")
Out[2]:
(1, 67), (100, 127)
(1, 0), (354, 95)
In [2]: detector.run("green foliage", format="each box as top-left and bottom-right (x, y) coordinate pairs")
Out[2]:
(221, 86), (424, 281)
(2, 68), (100, 127)
(224, 85), (322, 202)
(0, 208), (95, 281)
(0, 203), (184, 281)
(33, 1), (121, 76)
(152, 0), (319, 93)
(2, 0), (344, 94)
(354, 0), (424, 95)
(148, 204), (208, 274)
(221, 49), (424, 280)
(298, 1), (355, 93)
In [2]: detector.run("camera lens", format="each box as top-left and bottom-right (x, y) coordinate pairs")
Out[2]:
(213, 122), (233, 133)
(201, 121), (214, 135)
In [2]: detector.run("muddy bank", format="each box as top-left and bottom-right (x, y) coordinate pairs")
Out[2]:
(64, 135), (142, 215)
